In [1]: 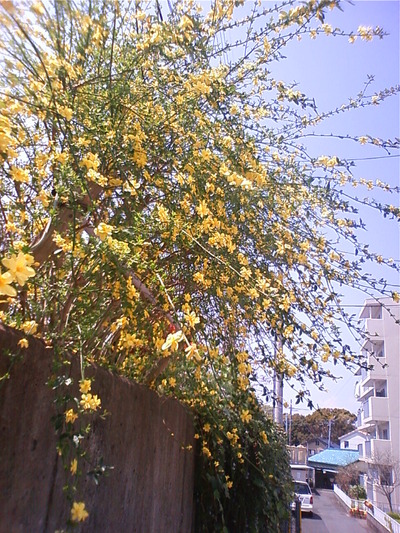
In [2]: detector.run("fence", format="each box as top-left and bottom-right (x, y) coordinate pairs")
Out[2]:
(334, 484), (400, 533)
(0, 324), (195, 533)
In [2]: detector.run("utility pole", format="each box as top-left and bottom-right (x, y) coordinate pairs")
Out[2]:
(272, 336), (284, 425)
(272, 371), (284, 424)
(289, 400), (292, 446)
(328, 418), (332, 448)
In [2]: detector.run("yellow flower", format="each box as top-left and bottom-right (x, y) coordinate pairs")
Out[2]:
(10, 166), (29, 183)
(0, 269), (17, 297)
(179, 14), (193, 31)
(161, 330), (183, 352)
(184, 311), (200, 328)
(185, 343), (201, 362)
(70, 458), (78, 475)
(260, 430), (269, 444)
(2, 252), (35, 286)
(358, 25), (373, 41)
(65, 409), (78, 424)
(322, 23), (332, 35)
(80, 152), (99, 171)
(70, 502), (89, 523)
(18, 338), (29, 349)
(240, 409), (252, 423)
(80, 393), (101, 411)
(79, 379), (92, 394)
(196, 200), (210, 218)
(58, 105), (73, 121)
(202, 445), (212, 458)
(21, 320), (38, 335)
(94, 222), (113, 241)
(157, 205), (169, 223)
(31, 2), (45, 16)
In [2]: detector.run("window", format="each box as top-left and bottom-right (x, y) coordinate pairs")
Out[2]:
(381, 468), (393, 486)
(370, 305), (382, 319)
(378, 423), (390, 440)
(344, 441), (349, 448)
(376, 381), (387, 397)
(372, 341), (384, 358)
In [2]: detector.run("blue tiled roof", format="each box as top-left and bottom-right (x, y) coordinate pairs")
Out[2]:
(308, 449), (359, 467)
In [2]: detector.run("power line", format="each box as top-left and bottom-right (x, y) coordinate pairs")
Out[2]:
(350, 154), (400, 161)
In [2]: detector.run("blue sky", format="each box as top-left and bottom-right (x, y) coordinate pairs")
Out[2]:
(272, 1), (400, 415)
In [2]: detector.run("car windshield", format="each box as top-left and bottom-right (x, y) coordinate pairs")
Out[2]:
(294, 483), (310, 495)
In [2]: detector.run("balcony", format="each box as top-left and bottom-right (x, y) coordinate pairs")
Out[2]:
(361, 396), (389, 425)
(358, 360), (387, 390)
(364, 318), (384, 337)
(362, 438), (391, 460)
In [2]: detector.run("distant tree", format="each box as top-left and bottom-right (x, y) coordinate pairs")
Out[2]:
(290, 408), (356, 446)
(369, 452), (400, 513)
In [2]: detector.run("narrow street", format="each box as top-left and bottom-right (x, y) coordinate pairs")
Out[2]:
(301, 489), (370, 533)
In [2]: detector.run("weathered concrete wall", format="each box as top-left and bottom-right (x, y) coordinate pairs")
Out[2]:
(0, 324), (195, 533)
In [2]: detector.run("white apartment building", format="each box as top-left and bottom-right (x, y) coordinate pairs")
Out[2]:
(355, 297), (400, 511)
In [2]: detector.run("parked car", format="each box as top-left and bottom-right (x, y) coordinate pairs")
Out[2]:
(291, 481), (313, 516)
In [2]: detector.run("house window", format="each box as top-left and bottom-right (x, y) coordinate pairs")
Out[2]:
(382, 428), (389, 440)
(344, 441), (349, 448)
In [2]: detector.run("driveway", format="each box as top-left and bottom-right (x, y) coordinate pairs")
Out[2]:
(300, 489), (370, 533)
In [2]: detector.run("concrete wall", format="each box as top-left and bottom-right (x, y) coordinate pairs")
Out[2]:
(0, 324), (195, 533)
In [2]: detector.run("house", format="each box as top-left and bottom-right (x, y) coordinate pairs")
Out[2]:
(303, 437), (339, 457)
(339, 428), (368, 451)
(355, 297), (400, 511)
(288, 445), (315, 485)
(308, 449), (360, 489)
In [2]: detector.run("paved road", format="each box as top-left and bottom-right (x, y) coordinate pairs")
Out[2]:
(301, 489), (370, 533)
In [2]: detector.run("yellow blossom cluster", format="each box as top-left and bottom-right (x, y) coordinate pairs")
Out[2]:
(70, 501), (89, 522)
(0, 253), (35, 297)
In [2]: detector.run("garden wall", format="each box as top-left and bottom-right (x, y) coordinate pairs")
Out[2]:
(0, 324), (195, 533)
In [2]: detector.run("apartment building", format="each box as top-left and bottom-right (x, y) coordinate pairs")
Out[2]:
(355, 297), (400, 511)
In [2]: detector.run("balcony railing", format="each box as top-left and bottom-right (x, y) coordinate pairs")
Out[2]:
(359, 361), (387, 392)
(365, 397), (389, 423)
(364, 318), (384, 337)
(363, 438), (391, 459)
(359, 396), (389, 429)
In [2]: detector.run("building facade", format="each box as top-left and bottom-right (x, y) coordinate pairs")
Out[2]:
(339, 429), (368, 451)
(355, 297), (400, 511)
